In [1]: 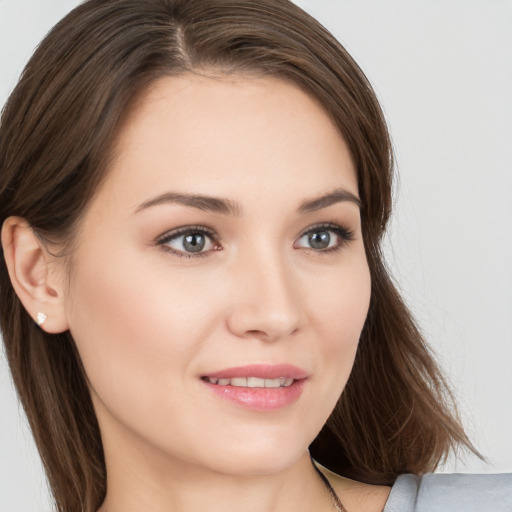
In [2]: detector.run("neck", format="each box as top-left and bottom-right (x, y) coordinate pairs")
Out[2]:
(98, 449), (333, 512)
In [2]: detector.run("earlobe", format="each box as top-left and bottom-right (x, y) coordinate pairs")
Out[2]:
(1, 217), (70, 333)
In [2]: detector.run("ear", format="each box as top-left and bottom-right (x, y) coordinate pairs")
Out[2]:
(1, 217), (70, 333)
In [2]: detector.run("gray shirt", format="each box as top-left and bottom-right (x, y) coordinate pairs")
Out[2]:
(383, 473), (512, 511)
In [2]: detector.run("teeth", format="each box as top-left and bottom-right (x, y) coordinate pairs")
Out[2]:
(247, 377), (265, 387)
(263, 378), (281, 388)
(205, 377), (295, 388)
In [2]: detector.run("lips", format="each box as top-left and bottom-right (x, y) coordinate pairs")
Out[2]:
(201, 364), (307, 411)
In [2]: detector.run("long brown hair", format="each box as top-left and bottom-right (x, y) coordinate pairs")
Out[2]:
(0, 1), (477, 510)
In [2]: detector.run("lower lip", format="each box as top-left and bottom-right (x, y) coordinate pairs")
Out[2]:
(202, 379), (306, 412)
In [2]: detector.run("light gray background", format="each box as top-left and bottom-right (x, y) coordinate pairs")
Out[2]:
(1, 1), (511, 511)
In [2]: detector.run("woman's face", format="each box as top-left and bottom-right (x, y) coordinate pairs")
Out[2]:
(62, 74), (371, 477)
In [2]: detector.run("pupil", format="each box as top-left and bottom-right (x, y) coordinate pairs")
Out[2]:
(184, 233), (205, 252)
(308, 231), (330, 249)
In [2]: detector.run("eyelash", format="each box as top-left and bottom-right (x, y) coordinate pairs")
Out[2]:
(155, 222), (355, 259)
(156, 225), (219, 259)
(296, 222), (355, 254)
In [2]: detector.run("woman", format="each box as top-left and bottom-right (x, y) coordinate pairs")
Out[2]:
(0, 1), (510, 511)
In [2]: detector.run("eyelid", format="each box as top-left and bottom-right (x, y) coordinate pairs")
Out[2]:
(156, 225), (218, 244)
(297, 222), (355, 240)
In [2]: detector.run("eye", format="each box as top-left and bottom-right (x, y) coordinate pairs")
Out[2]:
(157, 226), (220, 257)
(294, 223), (355, 252)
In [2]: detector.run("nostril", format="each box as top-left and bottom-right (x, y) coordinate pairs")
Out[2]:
(246, 329), (264, 336)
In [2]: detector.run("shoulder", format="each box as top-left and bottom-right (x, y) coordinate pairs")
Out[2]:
(384, 472), (512, 512)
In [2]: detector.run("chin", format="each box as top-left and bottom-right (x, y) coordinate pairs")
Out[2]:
(193, 431), (313, 477)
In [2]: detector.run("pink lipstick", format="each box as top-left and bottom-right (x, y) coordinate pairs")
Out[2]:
(201, 364), (307, 412)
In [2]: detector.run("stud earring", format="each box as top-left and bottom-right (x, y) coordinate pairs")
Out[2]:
(36, 312), (47, 326)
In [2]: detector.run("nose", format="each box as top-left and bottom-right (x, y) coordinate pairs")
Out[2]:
(226, 249), (301, 342)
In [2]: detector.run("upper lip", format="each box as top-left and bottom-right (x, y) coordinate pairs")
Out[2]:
(203, 364), (308, 380)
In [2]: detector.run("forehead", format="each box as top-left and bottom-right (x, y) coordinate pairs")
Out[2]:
(95, 73), (358, 212)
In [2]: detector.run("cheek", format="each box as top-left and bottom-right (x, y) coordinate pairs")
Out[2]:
(313, 254), (371, 341)
(308, 253), (371, 384)
(64, 246), (207, 418)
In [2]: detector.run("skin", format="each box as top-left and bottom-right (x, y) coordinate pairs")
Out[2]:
(3, 74), (390, 511)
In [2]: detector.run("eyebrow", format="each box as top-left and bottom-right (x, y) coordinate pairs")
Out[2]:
(298, 188), (361, 213)
(134, 187), (361, 216)
(134, 192), (242, 216)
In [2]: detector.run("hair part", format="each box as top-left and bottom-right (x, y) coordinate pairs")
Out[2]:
(0, 1), (478, 510)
